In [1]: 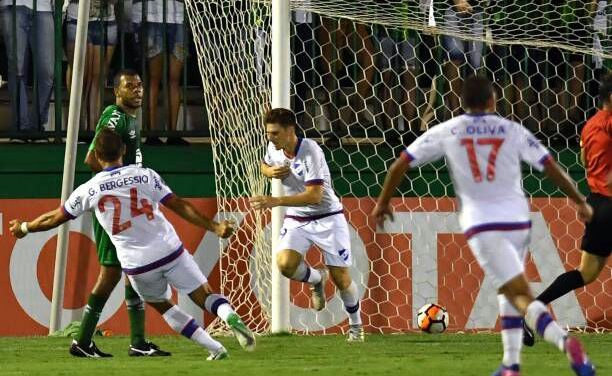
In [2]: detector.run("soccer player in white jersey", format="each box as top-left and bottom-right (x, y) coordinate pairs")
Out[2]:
(250, 108), (364, 342)
(9, 129), (255, 360)
(373, 76), (596, 376)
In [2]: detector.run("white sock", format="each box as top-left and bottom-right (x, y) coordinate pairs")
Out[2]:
(204, 294), (236, 322)
(339, 281), (362, 326)
(162, 305), (223, 352)
(498, 295), (522, 367)
(291, 262), (322, 285)
(525, 300), (567, 352)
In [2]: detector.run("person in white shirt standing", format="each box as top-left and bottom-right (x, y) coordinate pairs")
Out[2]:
(250, 108), (364, 342)
(373, 76), (596, 376)
(10, 128), (255, 360)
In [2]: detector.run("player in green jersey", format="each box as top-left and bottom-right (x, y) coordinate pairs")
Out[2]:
(70, 69), (169, 358)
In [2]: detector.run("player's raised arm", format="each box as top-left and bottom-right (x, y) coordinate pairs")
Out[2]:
(9, 207), (71, 239)
(542, 158), (593, 223)
(162, 195), (235, 238)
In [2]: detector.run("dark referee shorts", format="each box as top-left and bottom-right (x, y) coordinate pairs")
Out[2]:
(581, 193), (612, 257)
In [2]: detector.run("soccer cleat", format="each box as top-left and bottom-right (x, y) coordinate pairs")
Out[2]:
(128, 341), (171, 357)
(207, 346), (229, 361)
(69, 339), (113, 358)
(491, 364), (520, 376)
(522, 321), (535, 347)
(310, 268), (328, 311)
(346, 324), (365, 343)
(227, 313), (256, 352)
(565, 337), (596, 376)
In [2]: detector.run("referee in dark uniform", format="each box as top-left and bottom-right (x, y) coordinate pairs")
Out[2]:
(524, 72), (612, 346)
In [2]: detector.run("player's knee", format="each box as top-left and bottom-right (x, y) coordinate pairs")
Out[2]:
(276, 252), (299, 277)
(578, 255), (607, 284)
(277, 262), (296, 278)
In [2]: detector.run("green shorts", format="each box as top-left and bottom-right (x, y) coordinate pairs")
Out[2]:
(92, 214), (121, 267)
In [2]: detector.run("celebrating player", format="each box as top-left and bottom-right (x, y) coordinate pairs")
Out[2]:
(523, 72), (612, 347)
(10, 128), (255, 360)
(373, 76), (596, 376)
(250, 108), (364, 342)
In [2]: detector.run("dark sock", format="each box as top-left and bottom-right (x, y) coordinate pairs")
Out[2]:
(125, 284), (146, 347)
(537, 270), (585, 305)
(77, 294), (107, 346)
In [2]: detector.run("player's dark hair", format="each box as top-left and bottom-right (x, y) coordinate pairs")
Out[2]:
(264, 108), (297, 129)
(599, 71), (612, 105)
(113, 68), (140, 89)
(462, 75), (495, 111)
(94, 128), (124, 162)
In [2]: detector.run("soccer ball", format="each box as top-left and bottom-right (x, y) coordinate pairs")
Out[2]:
(417, 303), (449, 334)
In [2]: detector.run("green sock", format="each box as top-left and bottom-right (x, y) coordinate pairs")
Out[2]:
(77, 293), (107, 346)
(125, 284), (146, 347)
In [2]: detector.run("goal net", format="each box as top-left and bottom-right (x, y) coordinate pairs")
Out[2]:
(184, 0), (611, 334)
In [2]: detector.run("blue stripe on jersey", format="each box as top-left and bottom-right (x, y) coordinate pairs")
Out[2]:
(123, 245), (184, 275)
(160, 192), (175, 204)
(400, 150), (415, 164)
(285, 209), (344, 222)
(62, 205), (77, 220)
(464, 221), (532, 240)
(304, 179), (324, 186)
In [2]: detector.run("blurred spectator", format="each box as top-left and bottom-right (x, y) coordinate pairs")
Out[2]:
(316, 16), (375, 139)
(375, 26), (419, 141)
(291, 9), (316, 129)
(133, 0), (188, 146)
(439, 0), (484, 117)
(65, 0), (118, 132)
(486, 0), (543, 132)
(0, 0), (54, 141)
(538, 0), (594, 140)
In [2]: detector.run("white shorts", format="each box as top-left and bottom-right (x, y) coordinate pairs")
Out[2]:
(467, 229), (530, 289)
(278, 213), (352, 267)
(127, 250), (207, 302)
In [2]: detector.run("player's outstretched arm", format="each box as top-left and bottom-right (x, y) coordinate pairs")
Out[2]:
(250, 185), (323, 210)
(162, 195), (235, 238)
(542, 158), (593, 222)
(372, 157), (410, 228)
(9, 208), (70, 239)
(261, 162), (290, 179)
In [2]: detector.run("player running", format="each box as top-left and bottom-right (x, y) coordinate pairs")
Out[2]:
(373, 76), (596, 376)
(10, 128), (255, 360)
(250, 108), (364, 342)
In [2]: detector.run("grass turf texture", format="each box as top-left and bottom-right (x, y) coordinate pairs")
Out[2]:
(0, 333), (609, 375)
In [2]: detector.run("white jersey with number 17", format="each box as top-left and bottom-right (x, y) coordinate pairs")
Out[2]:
(403, 113), (551, 236)
(63, 165), (182, 271)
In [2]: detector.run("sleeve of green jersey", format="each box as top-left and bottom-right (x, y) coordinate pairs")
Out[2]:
(88, 115), (125, 151)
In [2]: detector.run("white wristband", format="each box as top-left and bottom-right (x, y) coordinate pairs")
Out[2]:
(20, 222), (29, 235)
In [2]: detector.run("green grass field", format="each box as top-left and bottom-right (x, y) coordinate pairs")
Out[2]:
(1, 333), (609, 375)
